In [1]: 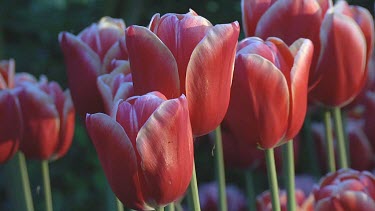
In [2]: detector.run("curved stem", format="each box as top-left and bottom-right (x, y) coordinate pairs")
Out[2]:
(324, 110), (336, 172)
(244, 170), (256, 211)
(116, 197), (124, 211)
(282, 141), (296, 211)
(187, 162), (201, 211)
(265, 148), (280, 211)
(332, 107), (348, 169)
(16, 152), (34, 211)
(41, 160), (53, 211)
(214, 126), (227, 211)
(165, 203), (175, 211)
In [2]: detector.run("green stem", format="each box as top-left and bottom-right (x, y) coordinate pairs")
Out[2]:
(282, 141), (296, 211)
(332, 107), (348, 169)
(214, 126), (227, 211)
(17, 152), (34, 211)
(324, 110), (336, 172)
(265, 148), (280, 211)
(244, 170), (256, 211)
(165, 203), (175, 211)
(116, 197), (124, 211)
(187, 162), (201, 211)
(155, 206), (164, 211)
(41, 160), (53, 211)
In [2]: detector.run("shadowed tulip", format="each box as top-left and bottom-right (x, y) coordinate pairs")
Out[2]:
(199, 182), (248, 211)
(224, 37), (313, 149)
(59, 17), (128, 117)
(86, 92), (193, 210)
(123, 10), (239, 136)
(313, 168), (375, 211)
(0, 59), (22, 163)
(16, 74), (75, 160)
(256, 189), (314, 211)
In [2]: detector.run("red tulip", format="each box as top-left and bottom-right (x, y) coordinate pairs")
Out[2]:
(123, 10), (239, 136)
(313, 168), (375, 211)
(199, 182), (247, 211)
(16, 74), (75, 160)
(0, 59), (22, 163)
(86, 92), (193, 210)
(59, 17), (128, 117)
(224, 37), (313, 149)
(256, 189), (314, 211)
(242, 0), (374, 107)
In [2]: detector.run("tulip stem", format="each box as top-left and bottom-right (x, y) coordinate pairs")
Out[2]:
(332, 107), (348, 169)
(41, 160), (53, 211)
(8, 152), (34, 211)
(265, 148), (280, 211)
(155, 206), (164, 211)
(282, 141), (296, 211)
(214, 125), (228, 211)
(324, 109), (336, 172)
(165, 203), (175, 211)
(116, 197), (124, 211)
(244, 169), (256, 211)
(187, 162), (201, 211)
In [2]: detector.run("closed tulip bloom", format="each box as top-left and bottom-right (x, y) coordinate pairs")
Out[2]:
(313, 168), (375, 211)
(123, 10), (239, 136)
(16, 74), (75, 160)
(224, 37), (313, 149)
(59, 17), (127, 116)
(86, 92), (193, 210)
(0, 59), (22, 163)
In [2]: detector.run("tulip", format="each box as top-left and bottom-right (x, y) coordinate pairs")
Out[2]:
(242, 0), (374, 107)
(86, 92), (193, 210)
(59, 17), (128, 117)
(224, 37), (313, 149)
(199, 182), (248, 211)
(313, 168), (375, 210)
(256, 189), (314, 211)
(0, 59), (22, 164)
(123, 10), (239, 136)
(15, 74), (75, 160)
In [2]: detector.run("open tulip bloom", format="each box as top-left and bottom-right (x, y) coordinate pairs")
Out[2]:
(122, 10), (239, 137)
(86, 92), (193, 210)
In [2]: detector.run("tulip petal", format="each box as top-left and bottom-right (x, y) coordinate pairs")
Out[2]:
(152, 14), (212, 93)
(186, 22), (239, 136)
(241, 0), (275, 37)
(310, 9), (367, 107)
(86, 113), (149, 210)
(234, 54), (289, 149)
(17, 85), (60, 160)
(0, 91), (21, 163)
(59, 32), (104, 116)
(136, 95), (193, 206)
(126, 26), (180, 99)
(339, 191), (375, 211)
(285, 38), (313, 140)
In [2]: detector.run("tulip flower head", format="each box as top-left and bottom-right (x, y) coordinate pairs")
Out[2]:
(0, 59), (22, 163)
(59, 17), (128, 117)
(86, 92), (193, 210)
(123, 10), (240, 136)
(15, 74), (75, 160)
(224, 37), (313, 149)
(313, 168), (375, 210)
(257, 189), (314, 211)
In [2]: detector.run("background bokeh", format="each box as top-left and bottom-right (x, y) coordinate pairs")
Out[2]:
(0, 0), (373, 210)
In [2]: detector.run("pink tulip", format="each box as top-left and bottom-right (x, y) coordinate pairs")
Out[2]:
(16, 74), (75, 160)
(86, 92), (193, 210)
(313, 168), (375, 211)
(123, 10), (239, 136)
(224, 37), (313, 149)
(257, 189), (314, 211)
(59, 17), (127, 117)
(0, 59), (22, 163)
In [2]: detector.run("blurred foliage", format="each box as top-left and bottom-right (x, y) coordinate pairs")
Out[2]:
(0, 0), (373, 210)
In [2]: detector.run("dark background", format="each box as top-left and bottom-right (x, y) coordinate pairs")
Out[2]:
(0, 0), (373, 210)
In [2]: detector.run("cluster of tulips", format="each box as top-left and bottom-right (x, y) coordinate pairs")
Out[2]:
(2, 0), (375, 210)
